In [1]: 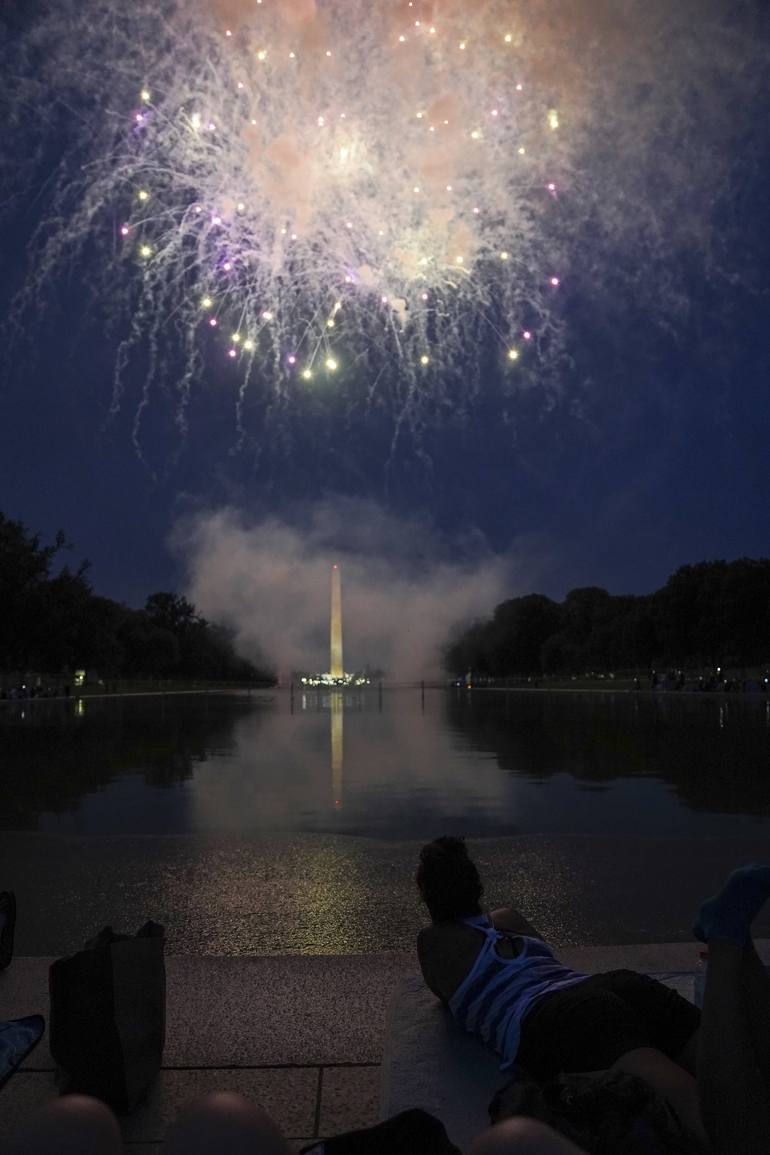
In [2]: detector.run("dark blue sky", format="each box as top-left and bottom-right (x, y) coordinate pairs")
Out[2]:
(2, 1), (769, 611)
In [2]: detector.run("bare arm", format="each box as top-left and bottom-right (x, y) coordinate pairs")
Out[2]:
(417, 923), (482, 1004)
(490, 906), (543, 940)
(417, 928), (449, 1003)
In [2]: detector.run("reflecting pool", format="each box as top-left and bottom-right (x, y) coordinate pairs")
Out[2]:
(2, 689), (769, 838)
(2, 689), (770, 953)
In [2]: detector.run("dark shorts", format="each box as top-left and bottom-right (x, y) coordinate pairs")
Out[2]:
(515, 970), (701, 1080)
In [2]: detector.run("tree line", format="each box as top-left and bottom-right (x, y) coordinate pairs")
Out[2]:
(444, 559), (770, 679)
(0, 512), (273, 684)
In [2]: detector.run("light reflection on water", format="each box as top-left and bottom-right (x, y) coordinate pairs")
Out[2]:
(1, 689), (769, 840)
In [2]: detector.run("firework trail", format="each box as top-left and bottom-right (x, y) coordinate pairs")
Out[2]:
(2, 0), (765, 458)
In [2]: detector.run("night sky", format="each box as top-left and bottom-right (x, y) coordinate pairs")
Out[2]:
(2, 0), (769, 617)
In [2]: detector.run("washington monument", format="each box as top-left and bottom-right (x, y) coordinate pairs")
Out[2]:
(330, 563), (343, 680)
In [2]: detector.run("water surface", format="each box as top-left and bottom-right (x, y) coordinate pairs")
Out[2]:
(2, 688), (769, 837)
(2, 689), (770, 953)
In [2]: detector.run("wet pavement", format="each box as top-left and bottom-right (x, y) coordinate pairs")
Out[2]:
(4, 829), (770, 956)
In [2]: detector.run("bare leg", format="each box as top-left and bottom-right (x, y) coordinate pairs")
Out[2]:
(611, 1046), (708, 1148)
(739, 940), (770, 1084)
(163, 1091), (289, 1154)
(10, 1095), (122, 1154)
(468, 1117), (589, 1154)
(686, 940), (770, 1086)
(697, 941), (770, 1154)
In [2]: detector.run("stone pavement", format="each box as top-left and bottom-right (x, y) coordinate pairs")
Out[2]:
(2, 942), (769, 1152)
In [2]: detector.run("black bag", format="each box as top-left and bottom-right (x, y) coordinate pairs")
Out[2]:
(49, 921), (165, 1112)
(299, 1108), (461, 1154)
(490, 1068), (703, 1155)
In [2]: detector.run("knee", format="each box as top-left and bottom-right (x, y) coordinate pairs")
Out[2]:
(12, 1094), (122, 1154)
(468, 1116), (589, 1154)
(164, 1091), (288, 1153)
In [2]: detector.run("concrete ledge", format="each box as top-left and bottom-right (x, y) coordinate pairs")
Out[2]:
(3, 944), (770, 1152)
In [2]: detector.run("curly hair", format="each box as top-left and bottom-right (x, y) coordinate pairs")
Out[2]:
(416, 835), (484, 922)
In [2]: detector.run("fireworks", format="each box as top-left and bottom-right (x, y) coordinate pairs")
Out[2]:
(3, 0), (765, 453)
(115, 0), (567, 381)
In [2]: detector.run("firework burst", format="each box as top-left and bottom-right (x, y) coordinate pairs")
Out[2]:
(3, 0), (764, 458)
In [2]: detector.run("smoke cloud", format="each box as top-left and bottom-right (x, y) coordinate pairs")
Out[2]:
(173, 500), (515, 678)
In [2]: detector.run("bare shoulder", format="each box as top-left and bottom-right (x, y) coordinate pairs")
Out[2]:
(489, 906), (543, 939)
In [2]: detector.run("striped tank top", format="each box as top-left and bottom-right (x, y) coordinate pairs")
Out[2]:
(448, 915), (589, 1070)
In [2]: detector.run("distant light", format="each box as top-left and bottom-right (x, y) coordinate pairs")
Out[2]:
(288, 354), (297, 364)
(327, 319), (336, 328)
(504, 32), (513, 43)
(455, 255), (464, 264)
(420, 292), (429, 300)
(548, 109), (560, 130)
(223, 262), (232, 271)
(550, 276), (560, 287)
(420, 354), (430, 365)
(237, 202), (245, 211)
(446, 184), (453, 191)
(257, 50), (267, 61)
(120, 225), (130, 237)
(470, 130), (481, 140)
(302, 368), (313, 380)
(459, 40), (466, 50)
(473, 206), (480, 214)
(547, 182), (557, 192)
(490, 108), (499, 117)
(228, 348), (237, 358)
(225, 28), (232, 37)
(139, 244), (152, 258)
(262, 310), (273, 321)
(523, 330), (532, 340)
(508, 348), (520, 361)
(500, 251), (510, 260)
(413, 185), (421, 193)
(135, 113), (144, 124)
(516, 83), (523, 91)
(399, 34), (406, 42)
(201, 296), (213, 308)
(231, 333), (241, 342)
(381, 295), (389, 304)
(518, 146), (526, 155)
(212, 215), (222, 225)
(209, 318), (218, 327)
(140, 88), (151, 102)
(138, 189), (149, 201)
(243, 339), (254, 351)
(325, 357), (338, 371)
(191, 113), (201, 129)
